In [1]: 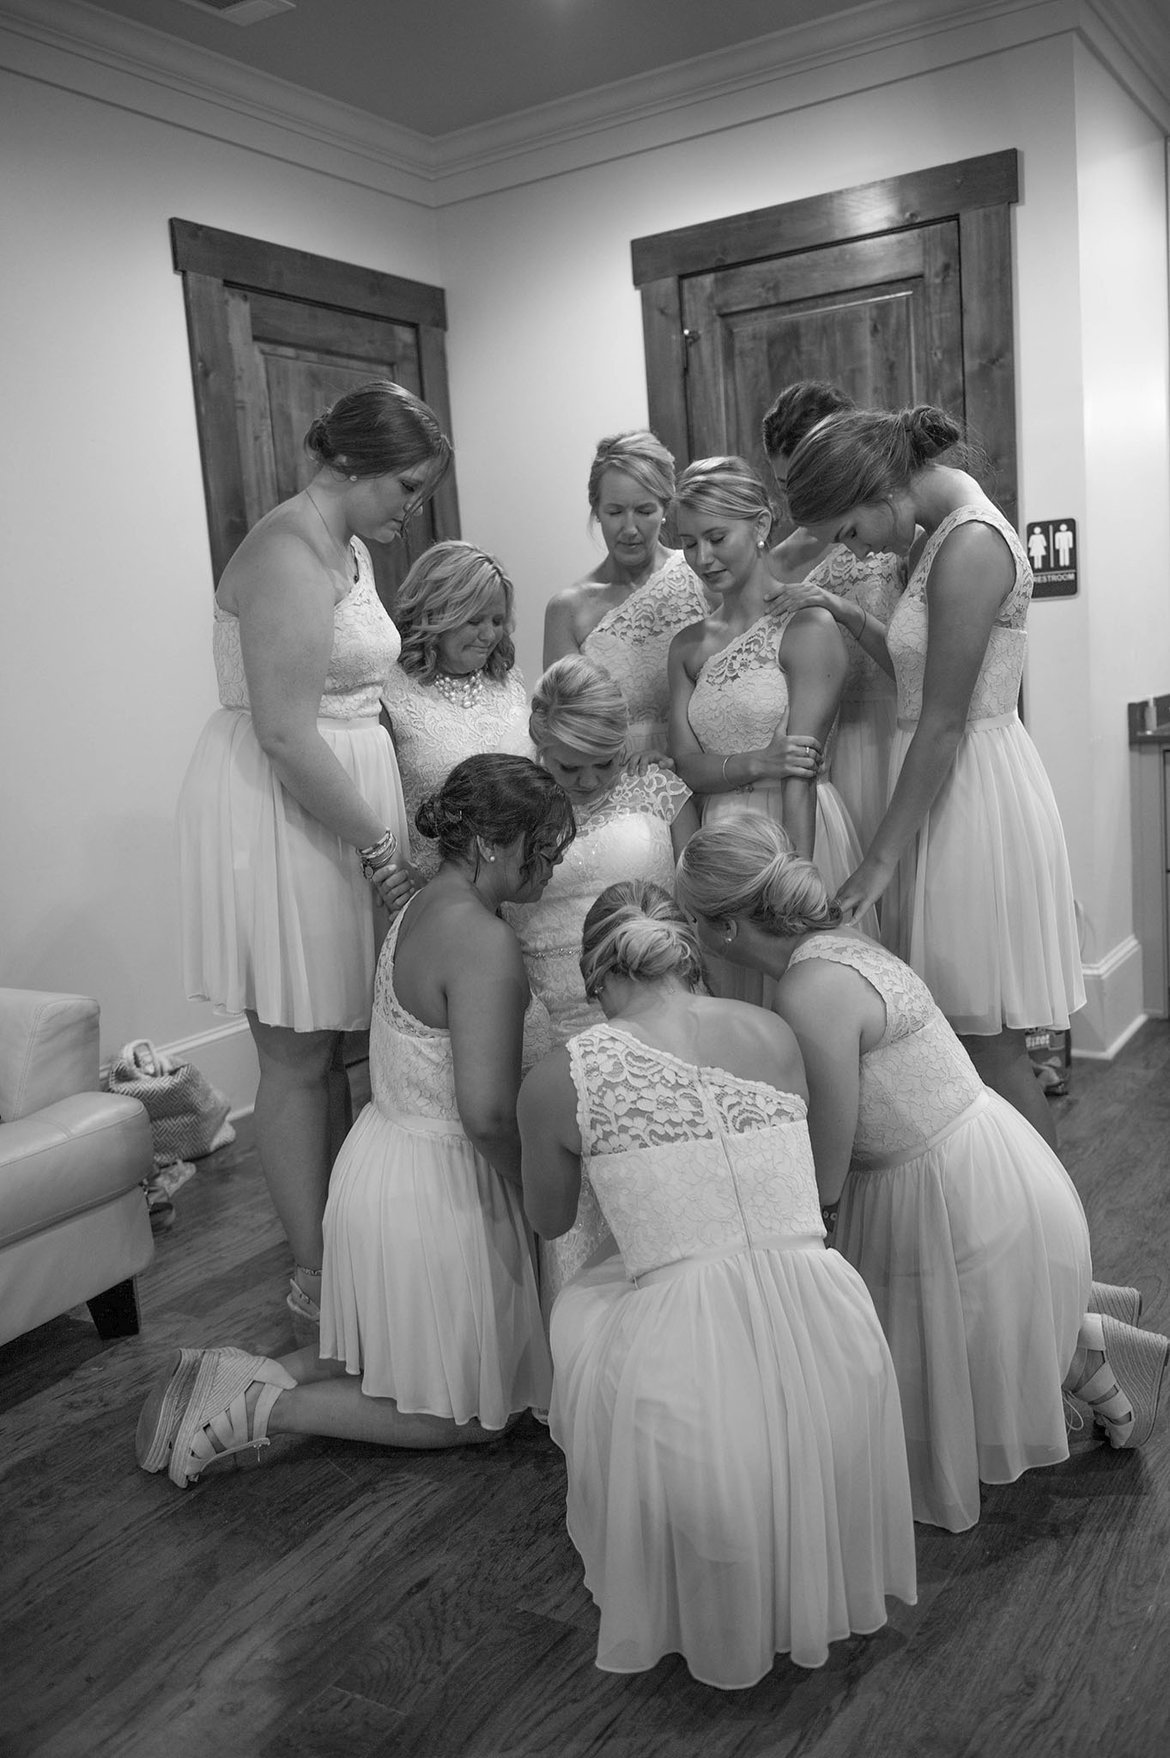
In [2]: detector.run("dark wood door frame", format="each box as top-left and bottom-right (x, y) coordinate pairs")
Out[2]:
(632, 149), (1020, 528)
(171, 219), (460, 581)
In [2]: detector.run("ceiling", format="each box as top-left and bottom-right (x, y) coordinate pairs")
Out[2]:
(78, 0), (841, 137)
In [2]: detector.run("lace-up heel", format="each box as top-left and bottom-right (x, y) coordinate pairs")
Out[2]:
(136, 1346), (297, 1487)
(1068, 1314), (1169, 1450)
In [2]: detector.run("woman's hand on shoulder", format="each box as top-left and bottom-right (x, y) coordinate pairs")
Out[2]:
(833, 854), (894, 923)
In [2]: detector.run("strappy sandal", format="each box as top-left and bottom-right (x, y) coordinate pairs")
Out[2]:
(1089, 1282), (1143, 1327)
(136, 1346), (296, 1487)
(1070, 1315), (1170, 1450)
(287, 1271), (321, 1349)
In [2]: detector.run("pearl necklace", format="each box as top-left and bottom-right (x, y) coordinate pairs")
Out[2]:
(430, 667), (487, 709)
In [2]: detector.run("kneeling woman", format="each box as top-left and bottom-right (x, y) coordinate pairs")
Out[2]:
(519, 880), (916, 1688)
(676, 813), (1169, 1532)
(138, 755), (574, 1485)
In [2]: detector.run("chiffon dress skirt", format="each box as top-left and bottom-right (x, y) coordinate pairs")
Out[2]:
(835, 1088), (1091, 1531)
(179, 710), (407, 1032)
(552, 1243), (914, 1685)
(319, 906), (551, 1428)
(883, 715), (1084, 1033)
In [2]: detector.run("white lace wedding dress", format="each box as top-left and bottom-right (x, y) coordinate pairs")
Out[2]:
(506, 764), (691, 1308)
(789, 931), (1091, 1531)
(550, 1021), (916, 1686)
(883, 506), (1084, 1032)
(382, 664), (530, 878)
(581, 551), (707, 752)
(320, 902), (551, 1427)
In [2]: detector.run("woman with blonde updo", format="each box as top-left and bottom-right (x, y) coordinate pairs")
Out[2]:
(667, 456), (874, 995)
(543, 430), (709, 753)
(382, 540), (530, 878)
(505, 656), (698, 1305)
(518, 878), (915, 1687)
(178, 378), (450, 1337)
(783, 404), (1083, 1144)
(139, 756), (574, 1489)
(675, 813), (1167, 1532)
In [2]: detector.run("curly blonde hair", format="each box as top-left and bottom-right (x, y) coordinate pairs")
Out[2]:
(396, 541), (516, 682)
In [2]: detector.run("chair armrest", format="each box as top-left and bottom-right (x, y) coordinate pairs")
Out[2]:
(0, 990), (100, 1121)
(0, 1093), (153, 1248)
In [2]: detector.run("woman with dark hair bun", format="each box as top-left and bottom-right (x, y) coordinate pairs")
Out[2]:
(543, 430), (709, 753)
(761, 381), (906, 852)
(675, 813), (1166, 1533)
(178, 378), (452, 1338)
(518, 878), (915, 1688)
(138, 755), (574, 1485)
(784, 404), (1083, 1145)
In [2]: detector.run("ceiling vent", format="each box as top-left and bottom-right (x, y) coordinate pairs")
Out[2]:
(176, 0), (296, 24)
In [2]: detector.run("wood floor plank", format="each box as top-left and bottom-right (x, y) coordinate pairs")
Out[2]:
(3, 1026), (1170, 1756)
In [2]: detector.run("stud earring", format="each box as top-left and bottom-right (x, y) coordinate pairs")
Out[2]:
(349, 474), (358, 483)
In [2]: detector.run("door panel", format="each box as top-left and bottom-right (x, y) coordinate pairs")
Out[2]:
(172, 220), (460, 612)
(633, 152), (1019, 531)
(680, 225), (964, 505)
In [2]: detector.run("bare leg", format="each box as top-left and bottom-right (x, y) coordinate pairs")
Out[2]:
(959, 1026), (1058, 1149)
(247, 1013), (340, 1295)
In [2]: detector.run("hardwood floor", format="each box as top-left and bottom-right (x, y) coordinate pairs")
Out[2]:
(3, 1024), (1170, 1758)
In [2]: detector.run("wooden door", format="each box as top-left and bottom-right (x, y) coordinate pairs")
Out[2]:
(171, 220), (461, 612)
(681, 227), (964, 514)
(633, 150), (1019, 530)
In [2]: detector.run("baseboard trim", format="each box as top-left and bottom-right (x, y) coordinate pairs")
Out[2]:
(1071, 935), (1146, 1060)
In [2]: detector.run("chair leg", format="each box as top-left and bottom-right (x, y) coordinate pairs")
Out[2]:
(86, 1277), (141, 1339)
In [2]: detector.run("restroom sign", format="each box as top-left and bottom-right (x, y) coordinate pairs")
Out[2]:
(1026, 519), (1078, 598)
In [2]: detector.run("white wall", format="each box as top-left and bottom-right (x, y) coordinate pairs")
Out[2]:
(439, 35), (1170, 1051)
(3, 22), (1168, 1110)
(0, 68), (440, 1104)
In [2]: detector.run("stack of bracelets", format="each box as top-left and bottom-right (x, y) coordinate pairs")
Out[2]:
(359, 829), (398, 884)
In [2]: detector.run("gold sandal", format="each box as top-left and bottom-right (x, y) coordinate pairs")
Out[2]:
(1071, 1315), (1169, 1449)
(136, 1346), (296, 1487)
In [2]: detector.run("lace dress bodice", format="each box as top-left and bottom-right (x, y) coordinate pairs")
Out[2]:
(382, 665), (530, 874)
(686, 614), (795, 754)
(788, 934), (984, 1164)
(367, 907), (463, 1122)
(581, 552), (708, 746)
(803, 547), (903, 702)
(568, 1023), (823, 1280)
(212, 539), (399, 721)
(887, 506), (1031, 724)
(505, 765), (689, 1043)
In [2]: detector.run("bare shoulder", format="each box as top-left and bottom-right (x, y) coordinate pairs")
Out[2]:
(699, 998), (805, 1093)
(775, 953), (867, 1033)
(930, 512), (1016, 594)
(218, 506), (326, 613)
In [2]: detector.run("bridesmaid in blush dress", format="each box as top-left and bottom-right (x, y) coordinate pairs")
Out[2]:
(518, 880), (915, 1687)
(677, 814), (1167, 1533)
(784, 404), (1084, 1144)
(543, 430), (708, 755)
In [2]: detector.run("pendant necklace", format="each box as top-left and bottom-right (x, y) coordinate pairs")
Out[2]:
(304, 487), (357, 583)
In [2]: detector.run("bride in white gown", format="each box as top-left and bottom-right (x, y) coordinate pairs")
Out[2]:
(505, 656), (698, 1304)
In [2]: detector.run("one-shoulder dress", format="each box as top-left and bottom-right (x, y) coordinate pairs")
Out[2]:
(687, 613), (876, 998)
(505, 764), (692, 1309)
(788, 931), (1092, 1531)
(883, 506), (1084, 1033)
(320, 902), (551, 1426)
(550, 1021), (916, 1687)
(381, 664), (530, 879)
(581, 552), (708, 753)
(178, 541), (408, 1031)
(805, 546), (904, 851)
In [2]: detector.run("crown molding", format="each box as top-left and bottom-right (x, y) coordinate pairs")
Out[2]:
(0, 0), (436, 204)
(1, 0), (1166, 209)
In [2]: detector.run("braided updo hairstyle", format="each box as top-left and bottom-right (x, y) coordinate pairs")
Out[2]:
(579, 879), (705, 1001)
(761, 380), (855, 464)
(415, 754), (574, 881)
(785, 405), (964, 528)
(674, 811), (842, 940)
(303, 379), (453, 486)
(586, 431), (676, 517)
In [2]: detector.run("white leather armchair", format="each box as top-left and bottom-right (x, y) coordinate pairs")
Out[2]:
(0, 989), (154, 1347)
